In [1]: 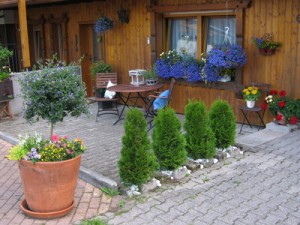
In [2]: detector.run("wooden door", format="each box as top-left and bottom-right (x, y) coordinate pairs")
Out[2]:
(79, 24), (93, 97)
(79, 24), (105, 97)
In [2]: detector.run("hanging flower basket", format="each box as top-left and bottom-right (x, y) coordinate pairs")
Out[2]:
(94, 16), (114, 33)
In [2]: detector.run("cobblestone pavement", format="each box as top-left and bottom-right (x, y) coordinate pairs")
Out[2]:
(96, 129), (300, 225)
(2, 103), (299, 225)
(0, 103), (256, 185)
(0, 139), (121, 225)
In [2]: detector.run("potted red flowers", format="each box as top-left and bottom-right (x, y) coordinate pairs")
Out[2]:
(264, 90), (300, 125)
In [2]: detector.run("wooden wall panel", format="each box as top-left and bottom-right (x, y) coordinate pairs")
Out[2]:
(25, 0), (300, 124)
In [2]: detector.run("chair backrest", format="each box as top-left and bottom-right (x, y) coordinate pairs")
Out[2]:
(166, 78), (176, 106)
(95, 73), (118, 89)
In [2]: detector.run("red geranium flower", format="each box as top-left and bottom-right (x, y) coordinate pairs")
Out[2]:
(260, 102), (268, 110)
(276, 114), (283, 120)
(269, 90), (277, 95)
(279, 90), (286, 97)
(289, 116), (298, 125)
(278, 101), (285, 107)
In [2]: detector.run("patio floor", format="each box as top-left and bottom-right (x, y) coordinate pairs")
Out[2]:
(0, 102), (270, 186)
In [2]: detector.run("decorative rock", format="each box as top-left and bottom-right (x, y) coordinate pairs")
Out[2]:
(172, 166), (191, 180)
(185, 160), (201, 171)
(126, 185), (141, 197)
(142, 178), (161, 193)
(213, 158), (218, 164)
(215, 152), (226, 161)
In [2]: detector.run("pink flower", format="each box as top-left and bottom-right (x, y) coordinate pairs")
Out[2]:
(52, 134), (59, 142)
(62, 135), (68, 139)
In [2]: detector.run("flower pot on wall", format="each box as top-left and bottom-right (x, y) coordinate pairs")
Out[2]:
(259, 48), (275, 55)
(246, 100), (255, 108)
(218, 74), (231, 82)
(18, 155), (81, 219)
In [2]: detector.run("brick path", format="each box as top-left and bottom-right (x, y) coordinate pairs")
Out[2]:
(0, 139), (121, 225)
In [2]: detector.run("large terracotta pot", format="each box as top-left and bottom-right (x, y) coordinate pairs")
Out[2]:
(18, 155), (81, 217)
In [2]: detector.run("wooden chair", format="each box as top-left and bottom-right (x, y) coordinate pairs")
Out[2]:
(88, 73), (119, 122)
(238, 82), (270, 133)
(145, 78), (176, 131)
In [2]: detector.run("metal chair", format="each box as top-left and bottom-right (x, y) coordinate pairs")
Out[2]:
(144, 78), (176, 131)
(88, 73), (119, 122)
(238, 82), (270, 133)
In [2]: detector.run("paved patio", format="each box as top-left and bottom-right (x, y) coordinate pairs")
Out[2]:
(0, 103), (260, 186)
(1, 103), (299, 224)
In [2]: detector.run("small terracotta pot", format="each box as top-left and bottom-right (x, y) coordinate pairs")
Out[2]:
(18, 155), (81, 215)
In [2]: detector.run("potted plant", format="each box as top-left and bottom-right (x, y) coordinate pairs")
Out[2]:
(143, 68), (158, 86)
(6, 56), (89, 219)
(94, 16), (114, 33)
(242, 86), (261, 108)
(264, 90), (300, 125)
(90, 61), (116, 108)
(252, 34), (281, 55)
(203, 44), (247, 82)
(0, 44), (13, 102)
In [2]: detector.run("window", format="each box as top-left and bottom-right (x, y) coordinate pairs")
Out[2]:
(166, 14), (236, 57)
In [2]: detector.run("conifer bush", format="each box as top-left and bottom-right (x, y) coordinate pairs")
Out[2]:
(184, 100), (216, 159)
(119, 109), (158, 186)
(208, 99), (236, 149)
(152, 107), (187, 170)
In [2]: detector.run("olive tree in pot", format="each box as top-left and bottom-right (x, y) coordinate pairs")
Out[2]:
(6, 56), (89, 219)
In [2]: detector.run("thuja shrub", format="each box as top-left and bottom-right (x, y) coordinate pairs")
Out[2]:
(152, 107), (187, 170)
(119, 108), (158, 186)
(208, 99), (236, 149)
(184, 100), (216, 159)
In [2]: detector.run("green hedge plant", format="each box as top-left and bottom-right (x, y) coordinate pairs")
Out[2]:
(152, 107), (187, 170)
(184, 100), (216, 159)
(119, 108), (158, 186)
(208, 99), (236, 149)
(20, 55), (89, 138)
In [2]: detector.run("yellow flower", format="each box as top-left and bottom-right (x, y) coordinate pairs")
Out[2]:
(245, 91), (250, 95)
(243, 88), (248, 93)
(248, 87), (252, 90)
(251, 90), (257, 95)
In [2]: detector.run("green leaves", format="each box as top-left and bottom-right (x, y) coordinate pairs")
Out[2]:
(19, 56), (89, 137)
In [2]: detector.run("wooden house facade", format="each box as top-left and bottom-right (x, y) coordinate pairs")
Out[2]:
(0, 0), (299, 124)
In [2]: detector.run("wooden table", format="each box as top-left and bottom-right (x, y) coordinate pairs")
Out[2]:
(108, 83), (165, 125)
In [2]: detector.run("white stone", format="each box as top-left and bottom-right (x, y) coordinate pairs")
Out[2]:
(213, 158), (218, 164)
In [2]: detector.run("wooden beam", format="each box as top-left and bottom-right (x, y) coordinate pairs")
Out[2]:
(148, 0), (252, 13)
(18, 0), (31, 68)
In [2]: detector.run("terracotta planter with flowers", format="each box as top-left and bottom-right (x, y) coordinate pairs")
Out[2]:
(265, 90), (300, 125)
(7, 56), (89, 219)
(19, 155), (81, 218)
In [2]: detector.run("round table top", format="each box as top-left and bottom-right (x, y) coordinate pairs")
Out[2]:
(108, 83), (165, 93)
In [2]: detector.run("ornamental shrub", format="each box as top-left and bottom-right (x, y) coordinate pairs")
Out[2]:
(184, 100), (216, 159)
(19, 55), (89, 138)
(208, 99), (236, 149)
(152, 107), (187, 170)
(119, 109), (158, 186)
